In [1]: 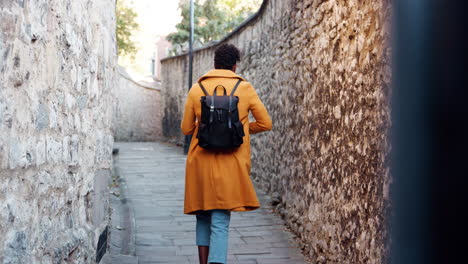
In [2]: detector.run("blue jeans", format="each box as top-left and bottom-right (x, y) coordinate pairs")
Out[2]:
(196, 209), (231, 264)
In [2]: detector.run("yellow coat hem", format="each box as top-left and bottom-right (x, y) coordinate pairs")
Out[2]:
(184, 201), (261, 215)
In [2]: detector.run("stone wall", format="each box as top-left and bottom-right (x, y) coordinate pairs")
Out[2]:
(160, 0), (392, 263)
(113, 66), (162, 141)
(0, 0), (117, 263)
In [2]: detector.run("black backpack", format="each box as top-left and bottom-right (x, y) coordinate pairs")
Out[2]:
(196, 79), (245, 151)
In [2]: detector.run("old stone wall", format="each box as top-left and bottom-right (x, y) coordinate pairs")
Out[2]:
(0, 0), (117, 263)
(160, 0), (392, 263)
(113, 66), (162, 141)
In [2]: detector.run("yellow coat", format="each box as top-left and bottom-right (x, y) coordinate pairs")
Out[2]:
(181, 69), (272, 214)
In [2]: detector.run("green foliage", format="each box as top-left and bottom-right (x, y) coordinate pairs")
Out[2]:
(167, 0), (262, 54)
(116, 0), (140, 59)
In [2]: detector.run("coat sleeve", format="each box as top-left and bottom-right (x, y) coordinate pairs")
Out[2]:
(248, 83), (272, 134)
(181, 88), (196, 135)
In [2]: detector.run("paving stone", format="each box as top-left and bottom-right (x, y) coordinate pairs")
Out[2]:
(109, 142), (309, 263)
(101, 254), (138, 264)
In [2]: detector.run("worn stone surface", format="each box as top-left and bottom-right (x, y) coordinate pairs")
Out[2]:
(0, 0), (117, 263)
(113, 66), (162, 142)
(160, 0), (392, 263)
(110, 142), (308, 264)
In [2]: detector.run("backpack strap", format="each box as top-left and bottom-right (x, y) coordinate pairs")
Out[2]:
(199, 81), (215, 123)
(198, 81), (209, 95)
(227, 80), (242, 129)
(230, 79), (242, 96)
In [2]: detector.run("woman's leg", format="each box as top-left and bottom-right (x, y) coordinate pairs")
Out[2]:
(198, 246), (209, 264)
(196, 211), (211, 264)
(207, 209), (231, 264)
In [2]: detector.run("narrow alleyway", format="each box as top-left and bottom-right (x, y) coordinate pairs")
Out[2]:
(106, 142), (308, 264)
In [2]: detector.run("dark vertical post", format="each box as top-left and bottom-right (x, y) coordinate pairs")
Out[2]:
(184, 0), (195, 154)
(151, 52), (156, 76)
(391, 0), (467, 263)
(391, 0), (432, 263)
(188, 0), (194, 85)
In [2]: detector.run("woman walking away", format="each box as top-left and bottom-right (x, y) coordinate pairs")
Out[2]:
(180, 43), (272, 264)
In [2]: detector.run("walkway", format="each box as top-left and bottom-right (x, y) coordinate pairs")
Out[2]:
(106, 142), (308, 264)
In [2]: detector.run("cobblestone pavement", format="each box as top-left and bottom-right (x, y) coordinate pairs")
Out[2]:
(107, 142), (308, 264)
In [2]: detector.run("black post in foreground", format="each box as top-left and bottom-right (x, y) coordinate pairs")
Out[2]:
(391, 0), (467, 263)
(184, 0), (195, 155)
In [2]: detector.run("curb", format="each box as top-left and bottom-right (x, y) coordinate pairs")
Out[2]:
(114, 164), (136, 256)
(101, 151), (138, 263)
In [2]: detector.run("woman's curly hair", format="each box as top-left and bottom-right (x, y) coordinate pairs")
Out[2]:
(214, 44), (240, 70)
